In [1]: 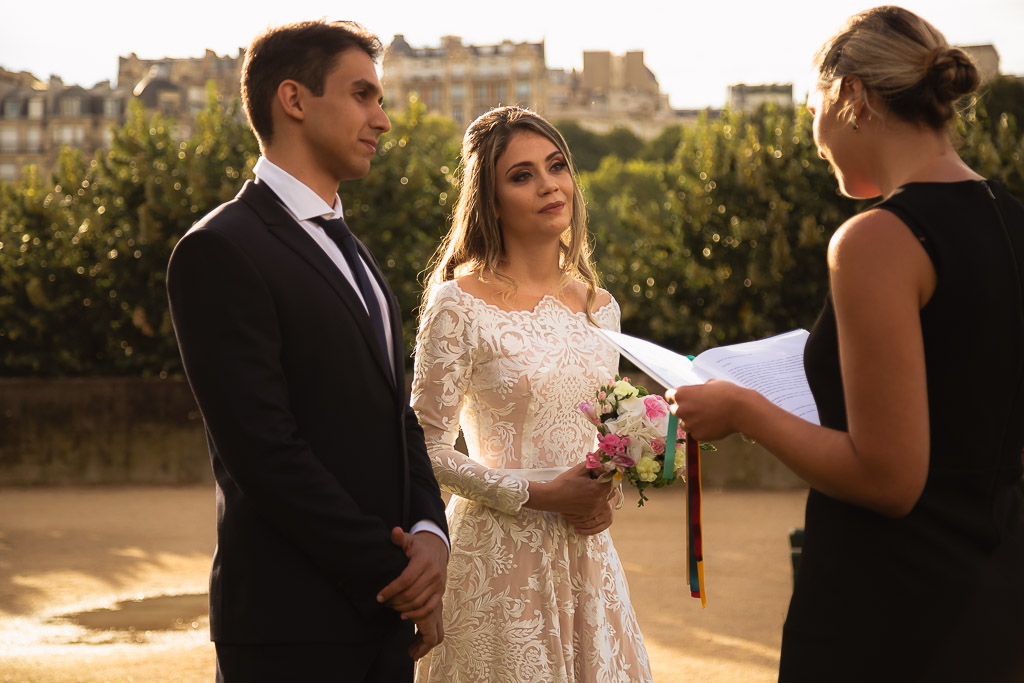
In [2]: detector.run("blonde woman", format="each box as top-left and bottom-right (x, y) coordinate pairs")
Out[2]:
(667, 7), (1024, 681)
(411, 106), (652, 682)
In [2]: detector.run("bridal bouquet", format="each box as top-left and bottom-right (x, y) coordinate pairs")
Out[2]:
(580, 375), (690, 506)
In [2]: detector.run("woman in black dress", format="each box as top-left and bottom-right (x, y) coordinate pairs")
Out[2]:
(666, 6), (1024, 682)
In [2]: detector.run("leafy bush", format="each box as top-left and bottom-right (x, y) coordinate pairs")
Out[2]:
(1, 94), (1020, 375)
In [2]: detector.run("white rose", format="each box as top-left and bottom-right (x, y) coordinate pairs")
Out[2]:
(612, 380), (639, 400)
(604, 397), (646, 435)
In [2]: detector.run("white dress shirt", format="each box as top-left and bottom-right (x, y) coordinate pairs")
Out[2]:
(253, 157), (449, 552)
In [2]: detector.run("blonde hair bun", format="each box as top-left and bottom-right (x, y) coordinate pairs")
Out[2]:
(814, 6), (981, 130)
(925, 46), (981, 104)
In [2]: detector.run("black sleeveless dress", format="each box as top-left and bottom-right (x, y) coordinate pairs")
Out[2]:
(781, 180), (1024, 682)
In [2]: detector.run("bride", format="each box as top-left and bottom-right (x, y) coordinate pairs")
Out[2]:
(411, 106), (652, 682)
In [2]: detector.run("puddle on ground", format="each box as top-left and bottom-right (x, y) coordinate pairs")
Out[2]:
(43, 593), (209, 644)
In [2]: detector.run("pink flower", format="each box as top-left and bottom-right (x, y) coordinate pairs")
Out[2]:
(651, 438), (665, 455)
(598, 391), (607, 400)
(643, 395), (668, 421)
(677, 422), (687, 440)
(585, 451), (603, 469)
(598, 433), (629, 456)
(579, 400), (601, 425)
(612, 450), (637, 468)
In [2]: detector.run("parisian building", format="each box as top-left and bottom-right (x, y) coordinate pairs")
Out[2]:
(0, 49), (242, 181)
(382, 35), (549, 127)
(726, 83), (795, 113)
(0, 42), (1013, 181)
(382, 35), (679, 138)
(0, 71), (126, 182)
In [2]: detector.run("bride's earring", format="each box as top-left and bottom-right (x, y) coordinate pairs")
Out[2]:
(851, 113), (859, 132)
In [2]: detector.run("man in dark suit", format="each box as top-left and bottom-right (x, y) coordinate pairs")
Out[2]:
(166, 20), (449, 682)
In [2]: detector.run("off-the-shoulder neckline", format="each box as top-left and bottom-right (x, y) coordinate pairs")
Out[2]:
(445, 279), (617, 319)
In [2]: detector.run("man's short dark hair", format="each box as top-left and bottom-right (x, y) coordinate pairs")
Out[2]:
(241, 20), (382, 146)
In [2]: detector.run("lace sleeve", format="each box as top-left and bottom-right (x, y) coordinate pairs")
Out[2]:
(411, 286), (530, 515)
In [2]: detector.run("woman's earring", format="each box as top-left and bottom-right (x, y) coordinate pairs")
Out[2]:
(851, 114), (859, 132)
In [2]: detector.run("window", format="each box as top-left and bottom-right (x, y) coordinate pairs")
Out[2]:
(103, 98), (120, 119)
(430, 86), (440, 103)
(54, 125), (76, 145)
(59, 97), (81, 117)
(0, 163), (17, 181)
(0, 128), (17, 153)
(4, 101), (20, 119)
(28, 98), (43, 119)
(26, 127), (40, 152)
(516, 81), (531, 99)
(451, 108), (463, 124)
(497, 84), (507, 101)
(450, 84), (465, 102)
(476, 84), (487, 102)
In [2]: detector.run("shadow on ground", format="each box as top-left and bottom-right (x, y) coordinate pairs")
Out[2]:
(0, 486), (214, 616)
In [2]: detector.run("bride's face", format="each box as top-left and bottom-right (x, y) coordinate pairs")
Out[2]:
(493, 131), (574, 243)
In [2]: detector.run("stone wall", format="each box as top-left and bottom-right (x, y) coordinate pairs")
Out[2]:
(0, 378), (210, 486)
(0, 377), (806, 490)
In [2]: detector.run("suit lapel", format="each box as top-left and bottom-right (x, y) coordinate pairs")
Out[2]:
(238, 180), (397, 392)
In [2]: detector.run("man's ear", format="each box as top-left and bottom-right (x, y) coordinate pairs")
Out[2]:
(275, 80), (306, 123)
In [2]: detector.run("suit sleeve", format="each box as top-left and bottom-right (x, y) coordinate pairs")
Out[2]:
(167, 227), (408, 619)
(403, 398), (450, 539)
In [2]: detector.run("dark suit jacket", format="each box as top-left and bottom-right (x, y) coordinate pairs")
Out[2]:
(166, 178), (448, 645)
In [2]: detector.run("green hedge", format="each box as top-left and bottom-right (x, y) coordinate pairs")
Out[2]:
(1, 92), (1021, 376)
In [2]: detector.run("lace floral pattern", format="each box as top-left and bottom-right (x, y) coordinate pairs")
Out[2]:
(412, 280), (652, 683)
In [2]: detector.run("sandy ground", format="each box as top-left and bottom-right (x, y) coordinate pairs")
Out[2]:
(0, 485), (807, 682)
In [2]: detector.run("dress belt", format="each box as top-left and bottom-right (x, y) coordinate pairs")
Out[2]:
(498, 466), (571, 482)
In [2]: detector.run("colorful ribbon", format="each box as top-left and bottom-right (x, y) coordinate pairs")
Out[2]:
(686, 431), (706, 608)
(664, 410), (706, 607)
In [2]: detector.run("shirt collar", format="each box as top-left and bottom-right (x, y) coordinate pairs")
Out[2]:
(253, 157), (344, 221)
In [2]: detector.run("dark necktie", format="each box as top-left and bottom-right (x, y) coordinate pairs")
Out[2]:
(311, 216), (391, 373)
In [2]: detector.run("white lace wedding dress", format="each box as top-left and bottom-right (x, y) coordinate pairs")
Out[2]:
(411, 280), (652, 683)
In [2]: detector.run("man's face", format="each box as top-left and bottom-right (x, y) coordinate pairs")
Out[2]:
(301, 49), (391, 182)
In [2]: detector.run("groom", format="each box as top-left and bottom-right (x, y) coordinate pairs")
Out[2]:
(166, 20), (449, 682)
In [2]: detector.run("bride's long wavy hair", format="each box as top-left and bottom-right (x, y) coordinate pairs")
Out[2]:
(421, 106), (601, 323)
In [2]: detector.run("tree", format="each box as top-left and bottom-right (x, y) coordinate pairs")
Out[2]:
(980, 76), (1024, 131)
(2, 94), (1021, 376)
(339, 97), (461, 357)
(0, 90), (257, 376)
(554, 119), (609, 172)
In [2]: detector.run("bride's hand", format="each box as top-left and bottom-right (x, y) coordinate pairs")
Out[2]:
(565, 499), (615, 535)
(524, 462), (612, 518)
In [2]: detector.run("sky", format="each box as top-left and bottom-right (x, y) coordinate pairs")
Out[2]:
(3, 0), (1023, 109)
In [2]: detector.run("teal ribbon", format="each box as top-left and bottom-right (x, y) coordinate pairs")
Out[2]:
(662, 414), (678, 479)
(662, 357), (691, 481)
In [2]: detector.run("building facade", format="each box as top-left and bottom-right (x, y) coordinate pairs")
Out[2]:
(960, 44), (1000, 82)
(726, 83), (794, 113)
(382, 36), (678, 138)
(0, 49), (242, 181)
(547, 51), (678, 137)
(117, 48), (243, 129)
(382, 35), (548, 127)
(0, 71), (126, 182)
